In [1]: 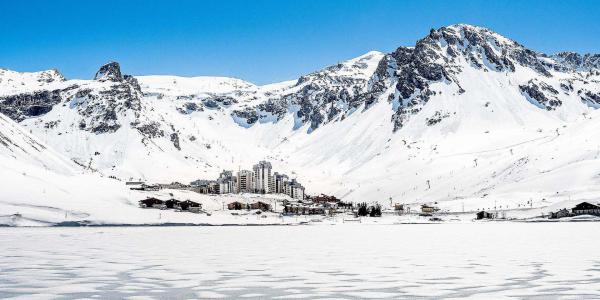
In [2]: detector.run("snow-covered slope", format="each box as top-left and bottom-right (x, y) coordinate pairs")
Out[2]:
(1, 24), (600, 222)
(0, 112), (131, 226)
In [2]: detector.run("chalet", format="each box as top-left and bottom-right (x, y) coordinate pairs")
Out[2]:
(283, 205), (325, 215)
(141, 184), (160, 191)
(476, 211), (494, 220)
(421, 204), (438, 214)
(312, 194), (340, 204)
(250, 201), (271, 211)
(572, 202), (600, 216)
(227, 201), (247, 210)
(159, 182), (188, 190)
(164, 199), (182, 209)
(139, 197), (166, 209)
(180, 200), (201, 211)
(549, 208), (571, 219)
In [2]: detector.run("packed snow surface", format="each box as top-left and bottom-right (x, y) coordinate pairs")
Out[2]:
(1, 224), (600, 299)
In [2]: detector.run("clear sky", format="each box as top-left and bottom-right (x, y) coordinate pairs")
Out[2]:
(1, 0), (599, 84)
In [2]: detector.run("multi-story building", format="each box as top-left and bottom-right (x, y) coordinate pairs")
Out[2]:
(217, 170), (237, 194)
(252, 161), (273, 194)
(237, 169), (254, 193)
(190, 179), (220, 194)
(274, 172), (289, 194)
(285, 179), (305, 200)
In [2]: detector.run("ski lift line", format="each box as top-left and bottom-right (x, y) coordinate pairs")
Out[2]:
(436, 135), (553, 159)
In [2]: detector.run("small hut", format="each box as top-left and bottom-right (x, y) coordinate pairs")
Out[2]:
(476, 211), (494, 220)
(421, 204), (436, 214)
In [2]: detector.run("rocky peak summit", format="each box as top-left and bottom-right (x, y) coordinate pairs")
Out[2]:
(94, 61), (123, 82)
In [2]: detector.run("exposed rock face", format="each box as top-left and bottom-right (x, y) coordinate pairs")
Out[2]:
(553, 52), (600, 71)
(94, 62), (123, 82)
(0, 61), (143, 135)
(170, 132), (181, 150)
(69, 67), (143, 134)
(232, 51), (385, 131)
(38, 69), (66, 83)
(136, 122), (164, 138)
(579, 89), (600, 106)
(519, 80), (561, 110)
(361, 24), (600, 131)
(0, 90), (64, 121)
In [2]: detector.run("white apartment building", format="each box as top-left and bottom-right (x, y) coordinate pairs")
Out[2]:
(285, 179), (305, 200)
(217, 170), (237, 194)
(274, 172), (289, 194)
(252, 161), (273, 194)
(237, 169), (254, 193)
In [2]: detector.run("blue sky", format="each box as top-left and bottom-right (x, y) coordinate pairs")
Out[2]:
(1, 0), (599, 84)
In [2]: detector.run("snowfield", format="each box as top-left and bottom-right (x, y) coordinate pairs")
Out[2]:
(1, 223), (600, 299)
(1, 24), (600, 226)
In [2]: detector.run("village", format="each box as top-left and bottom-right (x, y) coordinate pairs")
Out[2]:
(127, 161), (600, 224)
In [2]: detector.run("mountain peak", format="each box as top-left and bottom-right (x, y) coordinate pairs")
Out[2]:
(94, 61), (123, 82)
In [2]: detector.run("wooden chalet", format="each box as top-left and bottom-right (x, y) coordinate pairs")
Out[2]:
(250, 201), (271, 211)
(126, 181), (144, 186)
(180, 200), (201, 211)
(141, 184), (161, 191)
(476, 211), (494, 220)
(283, 205), (325, 215)
(572, 202), (600, 216)
(227, 201), (248, 210)
(549, 208), (571, 219)
(164, 199), (182, 209)
(312, 194), (340, 204)
(138, 197), (166, 209)
(421, 204), (438, 214)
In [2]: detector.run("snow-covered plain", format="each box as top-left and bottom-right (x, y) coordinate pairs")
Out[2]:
(1, 223), (600, 299)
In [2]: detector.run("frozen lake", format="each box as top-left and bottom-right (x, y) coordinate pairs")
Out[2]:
(1, 223), (599, 299)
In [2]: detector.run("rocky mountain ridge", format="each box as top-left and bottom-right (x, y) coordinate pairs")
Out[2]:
(0, 24), (599, 194)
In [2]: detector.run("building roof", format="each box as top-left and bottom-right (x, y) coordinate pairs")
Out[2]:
(572, 202), (600, 210)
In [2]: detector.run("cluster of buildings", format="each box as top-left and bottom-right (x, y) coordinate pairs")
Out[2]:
(548, 202), (600, 219)
(190, 161), (306, 200)
(138, 197), (204, 214)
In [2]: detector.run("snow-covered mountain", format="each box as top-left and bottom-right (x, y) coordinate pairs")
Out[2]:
(1, 24), (600, 219)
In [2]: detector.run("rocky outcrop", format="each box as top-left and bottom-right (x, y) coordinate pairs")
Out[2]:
(135, 122), (164, 138)
(553, 52), (600, 72)
(579, 89), (600, 106)
(0, 89), (64, 121)
(232, 51), (384, 131)
(362, 24), (589, 131)
(0, 61), (142, 135)
(94, 62), (123, 82)
(519, 80), (561, 110)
